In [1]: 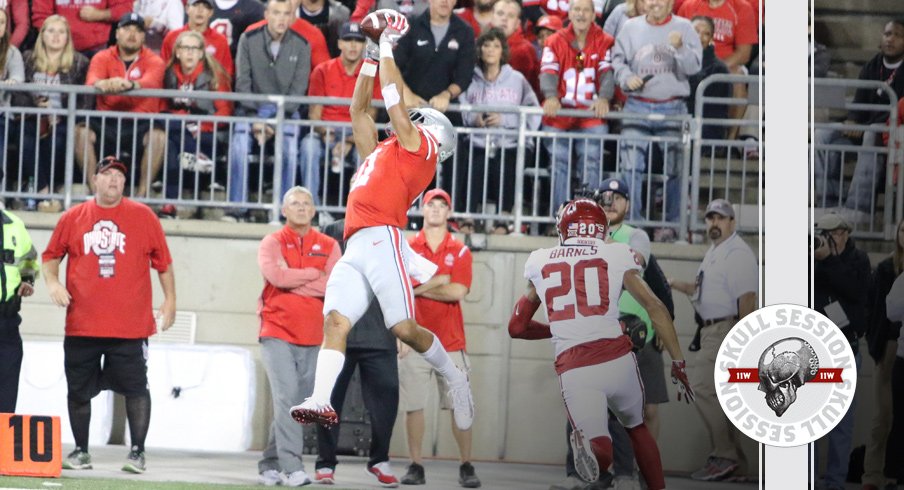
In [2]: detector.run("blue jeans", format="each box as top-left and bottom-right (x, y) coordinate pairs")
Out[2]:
(228, 120), (300, 204)
(819, 349), (862, 489)
(298, 132), (344, 206)
(618, 98), (686, 223)
(543, 123), (608, 210)
(814, 125), (886, 212)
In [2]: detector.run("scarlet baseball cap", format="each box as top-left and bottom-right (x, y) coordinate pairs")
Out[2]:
(96, 156), (127, 175)
(424, 188), (452, 207)
(535, 15), (564, 33)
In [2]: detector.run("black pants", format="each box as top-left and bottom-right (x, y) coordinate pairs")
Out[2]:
(884, 356), (904, 480)
(0, 315), (23, 413)
(316, 348), (399, 469)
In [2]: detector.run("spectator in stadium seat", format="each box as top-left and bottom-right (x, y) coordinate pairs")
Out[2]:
(0, 6), (24, 165)
(677, 0), (757, 139)
(13, 15), (91, 210)
(522, 0), (605, 25)
(532, 14), (562, 59)
(81, 13), (167, 197)
(603, 0), (643, 38)
(490, 0), (539, 97)
(245, 3), (331, 71)
(161, 0), (234, 77)
(2, 0), (29, 48)
(294, 0), (350, 59)
(395, 0), (475, 115)
(208, 0), (265, 58)
(455, 0), (497, 38)
(225, 0), (311, 222)
(688, 15), (730, 142)
(814, 19), (904, 226)
(162, 30), (233, 200)
(300, 22), (380, 207)
(32, 0), (132, 57)
(612, 0), (701, 237)
(460, 27), (540, 215)
(540, 0), (614, 215)
(132, 0), (184, 52)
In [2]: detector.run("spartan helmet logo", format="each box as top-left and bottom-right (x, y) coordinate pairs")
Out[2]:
(757, 338), (820, 417)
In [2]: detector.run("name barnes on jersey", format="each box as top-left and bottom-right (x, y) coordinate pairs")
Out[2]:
(548, 240), (600, 258)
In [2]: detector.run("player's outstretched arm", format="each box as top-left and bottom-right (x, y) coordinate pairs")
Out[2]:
(351, 45), (379, 159)
(508, 282), (552, 340)
(377, 15), (420, 153)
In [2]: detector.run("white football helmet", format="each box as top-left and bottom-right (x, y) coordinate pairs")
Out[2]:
(409, 108), (457, 163)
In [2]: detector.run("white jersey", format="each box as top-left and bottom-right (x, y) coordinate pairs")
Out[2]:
(524, 238), (642, 357)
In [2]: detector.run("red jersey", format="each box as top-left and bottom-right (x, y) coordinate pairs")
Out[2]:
(258, 226), (340, 346)
(677, 0), (757, 61)
(409, 231), (473, 352)
(308, 57), (382, 122)
(245, 18), (330, 70)
(161, 26), (235, 76)
(32, 0), (132, 52)
(508, 28), (541, 97)
(540, 23), (613, 129)
(42, 198), (172, 339)
(344, 128), (440, 239)
(86, 46), (166, 113)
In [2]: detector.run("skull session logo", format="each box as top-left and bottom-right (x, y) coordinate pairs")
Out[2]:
(715, 304), (856, 447)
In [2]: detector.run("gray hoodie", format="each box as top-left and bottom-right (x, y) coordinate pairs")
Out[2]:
(612, 15), (702, 100)
(460, 64), (540, 149)
(235, 23), (312, 116)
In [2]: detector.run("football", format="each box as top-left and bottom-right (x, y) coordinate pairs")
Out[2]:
(360, 9), (402, 42)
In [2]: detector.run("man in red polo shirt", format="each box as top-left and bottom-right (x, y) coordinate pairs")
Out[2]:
(82, 13), (167, 197)
(399, 188), (480, 488)
(161, 0), (234, 76)
(300, 22), (382, 206)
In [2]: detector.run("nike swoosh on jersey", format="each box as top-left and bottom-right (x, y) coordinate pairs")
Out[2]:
(417, 39), (429, 46)
(373, 240), (384, 246)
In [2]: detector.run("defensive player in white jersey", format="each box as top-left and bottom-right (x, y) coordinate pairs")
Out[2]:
(508, 198), (694, 490)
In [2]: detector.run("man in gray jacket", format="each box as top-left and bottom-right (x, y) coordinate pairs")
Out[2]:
(225, 0), (312, 222)
(611, 0), (701, 240)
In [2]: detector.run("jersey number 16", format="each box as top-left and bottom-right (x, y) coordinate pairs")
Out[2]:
(541, 258), (609, 321)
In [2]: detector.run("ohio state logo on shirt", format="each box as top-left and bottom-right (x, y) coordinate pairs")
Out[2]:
(84, 220), (126, 278)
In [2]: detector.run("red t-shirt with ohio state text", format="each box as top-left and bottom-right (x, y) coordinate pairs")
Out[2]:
(408, 231), (473, 352)
(344, 128), (439, 239)
(42, 198), (172, 339)
(540, 23), (614, 129)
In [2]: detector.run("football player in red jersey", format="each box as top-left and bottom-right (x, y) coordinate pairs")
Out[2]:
(508, 198), (694, 490)
(290, 10), (475, 459)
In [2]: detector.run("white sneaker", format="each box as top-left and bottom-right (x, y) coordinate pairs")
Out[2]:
(290, 398), (338, 426)
(284, 469), (312, 487)
(448, 372), (475, 431)
(258, 469), (282, 486)
(569, 428), (600, 483)
(612, 475), (642, 490)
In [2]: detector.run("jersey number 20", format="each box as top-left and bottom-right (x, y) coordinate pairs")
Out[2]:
(541, 258), (609, 321)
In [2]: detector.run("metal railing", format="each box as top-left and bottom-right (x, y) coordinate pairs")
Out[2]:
(810, 78), (900, 239)
(0, 79), (772, 238)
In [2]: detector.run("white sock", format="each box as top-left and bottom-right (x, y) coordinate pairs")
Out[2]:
(310, 349), (345, 404)
(421, 334), (465, 385)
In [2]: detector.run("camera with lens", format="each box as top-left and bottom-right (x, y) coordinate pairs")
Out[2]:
(812, 230), (832, 252)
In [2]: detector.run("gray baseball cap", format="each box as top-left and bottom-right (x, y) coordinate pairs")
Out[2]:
(704, 198), (735, 219)
(815, 213), (850, 231)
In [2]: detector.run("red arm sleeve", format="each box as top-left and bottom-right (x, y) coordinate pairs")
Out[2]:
(42, 213), (71, 262)
(9, 2), (30, 47)
(734, 0), (758, 46)
(308, 64), (326, 96)
(147, 215), (173, 272)
(310, 32), (330, 70)
(291, 239), (341, 297)
(258, 235), (322, 289)
(31, 0), (51, 28)
(508, 295), (552, 340)
(450, 245), (473, 290)
(85, 54), (106, 86)
(215, 35), (235, 76)
(350, 0), (375, 23)
(108, 0), (132, 22)
(136, 56), (166, 89)
(160, 31), (177, 66)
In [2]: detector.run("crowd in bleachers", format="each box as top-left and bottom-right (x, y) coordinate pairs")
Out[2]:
(0, 0), (762, 236)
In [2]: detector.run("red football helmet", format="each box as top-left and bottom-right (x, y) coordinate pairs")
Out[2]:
(556, 198), (609, 243)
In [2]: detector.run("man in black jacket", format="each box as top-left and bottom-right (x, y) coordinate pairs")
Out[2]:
(814, 20), (904, 226)
(813, 212), (871, 490)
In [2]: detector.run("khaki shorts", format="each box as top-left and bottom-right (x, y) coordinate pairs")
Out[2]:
(399, 349), (470, 411)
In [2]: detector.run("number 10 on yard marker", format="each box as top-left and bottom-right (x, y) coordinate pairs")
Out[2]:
(0, 414), (61, 477)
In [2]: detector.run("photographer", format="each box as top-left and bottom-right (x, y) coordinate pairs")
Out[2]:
(813, 212), (871, 490)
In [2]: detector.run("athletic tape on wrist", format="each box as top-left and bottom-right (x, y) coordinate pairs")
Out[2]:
(382, 83), (401, 110)
(380, 41), (394, 59)
(361, 59), (377, 77)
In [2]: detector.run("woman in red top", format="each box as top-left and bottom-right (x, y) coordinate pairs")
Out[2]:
(162, 30), (232, 199)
